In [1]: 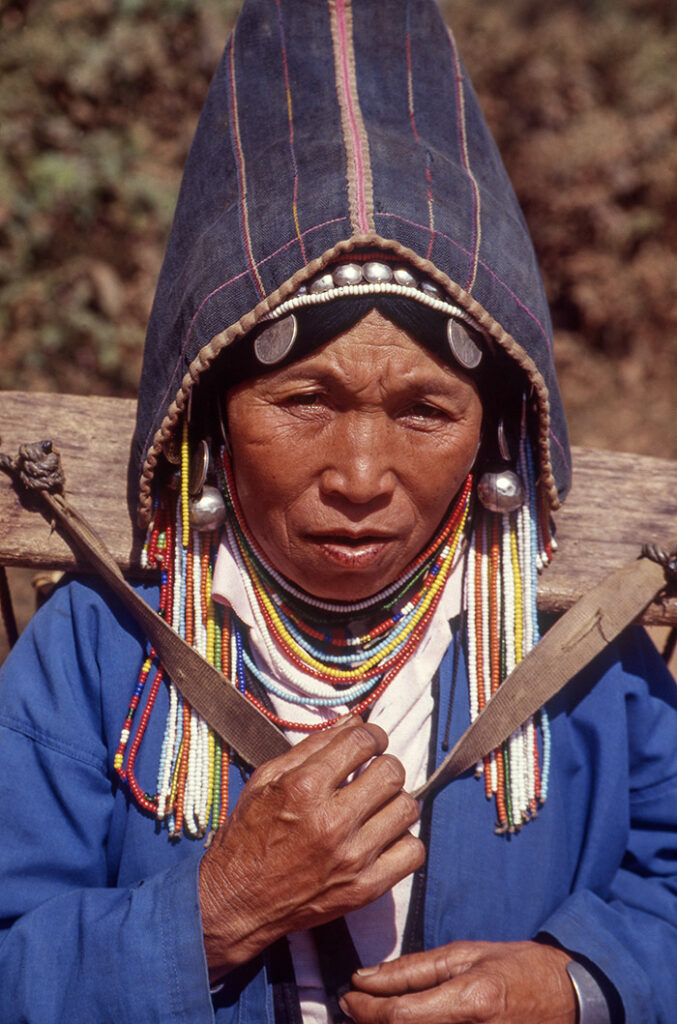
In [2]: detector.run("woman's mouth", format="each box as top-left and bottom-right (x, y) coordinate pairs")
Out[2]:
(308, 533), (395, 570)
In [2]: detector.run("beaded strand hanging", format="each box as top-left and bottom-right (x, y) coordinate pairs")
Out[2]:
(465, 399), (555, 833)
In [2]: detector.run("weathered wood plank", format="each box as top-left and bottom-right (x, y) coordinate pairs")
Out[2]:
(1, 391), (675, 623)
(0, 391), (143, 573)
(543, 448), (677, 626)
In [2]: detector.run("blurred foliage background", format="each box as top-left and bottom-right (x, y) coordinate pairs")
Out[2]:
(0, 0), (676, 455)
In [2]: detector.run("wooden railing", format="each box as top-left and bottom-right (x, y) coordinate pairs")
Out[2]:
(1, 391), (676, 629)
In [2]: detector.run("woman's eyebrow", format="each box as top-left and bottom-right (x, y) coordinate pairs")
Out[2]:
(268, 364), (466, 395)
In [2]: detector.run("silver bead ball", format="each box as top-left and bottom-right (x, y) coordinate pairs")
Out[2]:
(189, 485), (227, 532)
(477, 470), (526, 513)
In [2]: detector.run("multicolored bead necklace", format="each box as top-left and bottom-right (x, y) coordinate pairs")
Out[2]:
(114, 421), (473, 837)
(221, 450), (473, 730)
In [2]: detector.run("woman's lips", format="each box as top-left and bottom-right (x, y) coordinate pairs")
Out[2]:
(307, 533), (396, 570)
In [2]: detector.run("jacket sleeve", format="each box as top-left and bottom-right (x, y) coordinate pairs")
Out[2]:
(0, 579), (215, 1023)
(539, 629), (677, 1023)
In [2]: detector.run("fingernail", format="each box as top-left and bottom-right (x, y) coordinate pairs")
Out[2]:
(338, 995), (354, 1020)
(356, 965), (379, 976)
(332, 714), (355, 728)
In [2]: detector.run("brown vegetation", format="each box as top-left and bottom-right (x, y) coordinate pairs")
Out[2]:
(1, 0), (675, 458)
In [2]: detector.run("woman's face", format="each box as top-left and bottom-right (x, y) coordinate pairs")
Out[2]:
(226, 309), (483, 601)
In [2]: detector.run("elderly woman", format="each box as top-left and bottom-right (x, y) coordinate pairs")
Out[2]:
(1, 1), (677, 1022)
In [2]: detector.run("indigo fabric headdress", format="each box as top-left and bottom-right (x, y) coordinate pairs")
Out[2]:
(131, 0), (570, 528)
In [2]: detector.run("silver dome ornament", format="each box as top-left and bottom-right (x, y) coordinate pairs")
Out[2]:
(309, 272), (335, 294)
(254, 314), (298, 365)
(333, 262), (363, 286)
(189, 485), (227, 532)
(477, 469), (526, 513)
(363, 261), (393, 284)
(393, 266), (418, 288)
(420, 279), (443, 299)
(447, 318), (483, 370)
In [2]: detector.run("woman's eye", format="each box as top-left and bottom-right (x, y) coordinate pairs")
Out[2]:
(403, 402), (448, 421)
(284, 392), (323, 408)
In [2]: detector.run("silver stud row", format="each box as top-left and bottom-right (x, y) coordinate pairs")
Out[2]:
(264, 260), (479, 329)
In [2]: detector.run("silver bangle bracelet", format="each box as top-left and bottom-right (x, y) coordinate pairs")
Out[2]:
(566, 960), (612, 1024)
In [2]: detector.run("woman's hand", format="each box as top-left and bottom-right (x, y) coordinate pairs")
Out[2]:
(339, 940), (576, 1023)
(199, 717), (423, 980)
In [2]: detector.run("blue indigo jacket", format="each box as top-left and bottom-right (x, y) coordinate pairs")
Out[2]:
(1, 578), (677, 1021)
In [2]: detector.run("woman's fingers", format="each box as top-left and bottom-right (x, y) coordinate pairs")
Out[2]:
(346, 830), (425, 905)
(339, 749), (410, 823)
(341, 977), (488, 1024)
(341, 941), (577, 1024)
(351, 943), (483, 995)
(250, 714), (373, 788)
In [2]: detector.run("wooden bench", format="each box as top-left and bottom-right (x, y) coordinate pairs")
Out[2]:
(1, 390), (676, 648)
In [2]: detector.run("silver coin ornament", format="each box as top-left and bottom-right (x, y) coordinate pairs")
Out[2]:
(477, 469), (525, 513)
(189, 485), (227, 532)
(497, 419), (512, 462)
(189, 439), (210, 496)
(163, 434), (181, 465)
(446, 319), (483, 370)
(254, 314), (298, 365)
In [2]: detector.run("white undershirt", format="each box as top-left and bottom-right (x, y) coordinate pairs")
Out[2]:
(212, 535), (463, 1023)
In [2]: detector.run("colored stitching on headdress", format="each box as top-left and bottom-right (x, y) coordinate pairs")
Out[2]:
(330, 0), (374, 234)
(447, 28), (482, 294)
(376, 211), (553, 354)
(227, 31), (266, 299)
(549, 427), (571, 473)
(405, 10), (435, 259)
(274, 0), (307, 264)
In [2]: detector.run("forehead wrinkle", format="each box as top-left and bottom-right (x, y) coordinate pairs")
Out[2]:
(281, 341), (457, 391)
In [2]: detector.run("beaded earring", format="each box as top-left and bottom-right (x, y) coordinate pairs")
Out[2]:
(466, 399), (556, 833)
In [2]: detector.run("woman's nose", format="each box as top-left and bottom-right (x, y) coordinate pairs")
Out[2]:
(319, 414), (396, 505)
